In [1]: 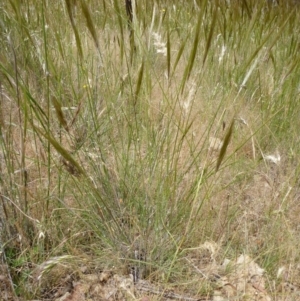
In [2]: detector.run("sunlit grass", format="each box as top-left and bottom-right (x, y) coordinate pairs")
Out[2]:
(1, 0), (300, 298)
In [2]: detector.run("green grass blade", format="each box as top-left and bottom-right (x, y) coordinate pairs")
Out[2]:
(216, 117), (235, 172)
(171, 34), (189, 76)
(65, 0), (83, 59)
(51, 97), (69, 132)
(241, 12), (291, 82)
(203, 5), (217, 65)
(180, 0), (207, 93)
(113, 0), (124, 63)
(167, 24), (171, 80)
(134, 61), (144, 104)
(81, 0), (99, 50)
(32, 124), (85, 176)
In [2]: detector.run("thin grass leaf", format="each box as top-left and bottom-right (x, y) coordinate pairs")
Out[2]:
(241, 13), (290, 81)
(282, 57), (299, 81)
(171, 35), (189, 76)
(238, 50), (263, 93)
(167, 25), (171, 79)
(181, 0), (207, 93)
(241, 0), (251, 19)
(243, 3), (261, 44)
(203, 5), (217, 65)
(65, 0), (83, 59)
(125, 0), (133, 26)
(267, 11), (293, 51)
(51, 97), (69, 132)
(178, 119), (194, 146)
(24, 91), (48, 129)
(8, 0), (21, 24)
(113, 0), (124, 62)
(69, 100), (82, 128)
(65, 0), (75, 25)
(183, 12), (201, 81)
(134, 61), (144, 104)
(72, 26), (83, 59)
(81, 0), (99, 50)
(216, 118), (234, 172)
(33, 125), (85, 176)
(54, 30), (65, 60)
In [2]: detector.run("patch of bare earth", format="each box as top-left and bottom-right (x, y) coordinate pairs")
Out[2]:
(0, 246), (294, 301)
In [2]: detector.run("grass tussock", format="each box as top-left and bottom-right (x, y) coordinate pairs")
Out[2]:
(1, 0), (300, 299)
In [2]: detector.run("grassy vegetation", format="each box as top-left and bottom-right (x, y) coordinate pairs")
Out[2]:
(1, 0), (300, 299)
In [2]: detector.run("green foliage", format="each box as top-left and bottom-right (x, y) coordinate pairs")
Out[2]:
(1, 0), (300, 297)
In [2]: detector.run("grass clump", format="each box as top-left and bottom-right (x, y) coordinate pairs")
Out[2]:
(1, 0), (300, 299)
